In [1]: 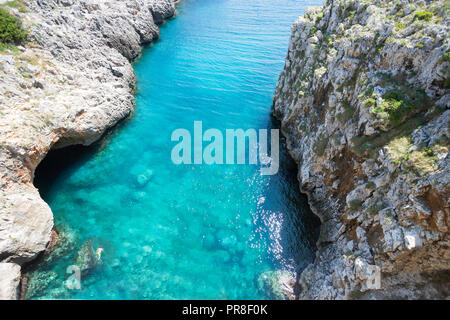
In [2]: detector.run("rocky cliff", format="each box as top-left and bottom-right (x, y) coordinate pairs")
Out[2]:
(273, 0), (449, 299)
(0, 0), (176, 299)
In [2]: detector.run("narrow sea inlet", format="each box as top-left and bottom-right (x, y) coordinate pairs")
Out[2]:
(27, 0), (321, 299)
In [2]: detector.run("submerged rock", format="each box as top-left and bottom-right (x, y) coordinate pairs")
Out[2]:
(136, 169), (154, 187)
(23, 270), (58, 300)
(74, 239), (98, 276)
(39, 227), (78, 266)
(257, 270), (296, 300)
(22, 227), (78, 299)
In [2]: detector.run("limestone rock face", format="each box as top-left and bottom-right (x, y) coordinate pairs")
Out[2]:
(149, 0), (177, 24)
(273, 0), (449, 299)
(0, 263), (21, 300)
(0, 192), (53, 264)
(0, 0), (176, 271)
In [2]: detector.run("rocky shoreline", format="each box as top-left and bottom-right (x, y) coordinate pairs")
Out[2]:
(0, 0), (177, 300)
(273, 0), (449, 299)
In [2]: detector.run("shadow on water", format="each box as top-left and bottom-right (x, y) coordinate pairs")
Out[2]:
(267, 117), (321, 298)
(34, 121), (129, 199)
(35, 145), (97, 199)
(266, 117), (320, 269)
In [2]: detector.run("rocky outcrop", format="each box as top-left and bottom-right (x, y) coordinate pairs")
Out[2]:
(0, 263), (21, 300)
(0, 0), (176, 299)
(273, 0), (449, 299)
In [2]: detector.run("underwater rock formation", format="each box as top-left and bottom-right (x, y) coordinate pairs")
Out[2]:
(257, 270), (296, 300)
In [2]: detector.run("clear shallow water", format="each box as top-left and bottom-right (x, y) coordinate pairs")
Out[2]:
(28, 0), (321, 299)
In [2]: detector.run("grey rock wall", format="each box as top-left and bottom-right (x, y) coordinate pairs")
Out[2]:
(273, 0), (449, 299)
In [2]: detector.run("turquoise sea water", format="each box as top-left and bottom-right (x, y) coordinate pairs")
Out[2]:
(28, 0), (321, 299)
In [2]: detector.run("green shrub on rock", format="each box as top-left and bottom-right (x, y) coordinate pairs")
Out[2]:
(414, 10), (433, 22)
(441, 49), (450, 63)
(313, 135), (329, 156)
(5, 1), (27, 13)
(348, 199), (363, 211)
(0, 7), (28, 45)
(369, 81), (429, 127)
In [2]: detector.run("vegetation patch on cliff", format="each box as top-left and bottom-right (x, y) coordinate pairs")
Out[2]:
(4, 1), (27, 13)
(387, 135), (449, 175)
(0, 7), (27, 52)
(313, 135), (330, 156)
(361, 73), (431, 128)
(337, 100), (356, 123)
(350, 116), (424, 158)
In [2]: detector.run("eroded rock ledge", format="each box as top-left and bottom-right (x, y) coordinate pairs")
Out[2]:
(0, 0), (176, 299)
(273, 0), (449, 299)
